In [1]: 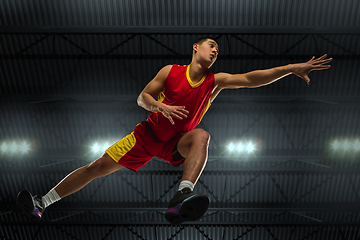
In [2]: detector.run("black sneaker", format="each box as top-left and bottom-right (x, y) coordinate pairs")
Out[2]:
(16, 190), (45, 220)
(165, 188), (209, 225)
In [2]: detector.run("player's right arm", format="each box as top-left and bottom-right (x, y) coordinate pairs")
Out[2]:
(137, 65), (189, 125)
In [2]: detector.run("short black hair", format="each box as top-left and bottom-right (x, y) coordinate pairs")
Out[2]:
(196, 37), (217, 45)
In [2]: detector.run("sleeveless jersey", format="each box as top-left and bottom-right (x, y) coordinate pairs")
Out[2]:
(147, 64), (215, 142)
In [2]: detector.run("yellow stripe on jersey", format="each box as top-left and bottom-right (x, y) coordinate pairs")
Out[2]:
(186, 64), (207, 88)
(198, 99), (212, 125)
(105, 132), (136, 163)
(158, 87), (166, 103)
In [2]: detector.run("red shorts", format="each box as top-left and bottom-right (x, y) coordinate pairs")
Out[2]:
(105, 121), (185, 172)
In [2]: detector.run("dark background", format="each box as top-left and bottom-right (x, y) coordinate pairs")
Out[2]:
(1, 0), (359, 239)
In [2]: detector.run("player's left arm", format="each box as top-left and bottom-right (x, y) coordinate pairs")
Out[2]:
(215, 54), (332, 89)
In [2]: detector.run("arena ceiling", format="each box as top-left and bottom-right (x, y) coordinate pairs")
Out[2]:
(1, 0), (359, 239)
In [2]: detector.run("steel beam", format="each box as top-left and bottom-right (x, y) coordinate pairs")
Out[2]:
(1, 27), (360, 35)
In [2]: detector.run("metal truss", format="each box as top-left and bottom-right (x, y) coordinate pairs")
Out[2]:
(1, 32), (359, 61)
(1, 222), (359, 240)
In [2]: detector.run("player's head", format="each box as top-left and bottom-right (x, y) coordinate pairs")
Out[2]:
(192, 37), (219, 69)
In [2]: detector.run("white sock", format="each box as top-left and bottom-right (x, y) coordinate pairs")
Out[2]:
(178, 180), (194, 191)
(42, 188), (61, 208)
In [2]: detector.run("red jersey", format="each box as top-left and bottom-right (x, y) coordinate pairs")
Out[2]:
(147, 64), (215, 142)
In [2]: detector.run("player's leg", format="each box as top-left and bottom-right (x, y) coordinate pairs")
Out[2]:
(164, 128), (211, 224)
(17, 153), (125, 220)
(176, 128), (210, 184)
(54, 153), (125, 198)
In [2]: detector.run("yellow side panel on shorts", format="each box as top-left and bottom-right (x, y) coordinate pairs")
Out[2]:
(106, 132), (136, 162)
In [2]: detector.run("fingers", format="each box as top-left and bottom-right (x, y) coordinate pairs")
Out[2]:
(167, 115), (175, 125)
(304, 75), (310, 85)
(160, 105), (189, 125)
(315, 54), (328, 61)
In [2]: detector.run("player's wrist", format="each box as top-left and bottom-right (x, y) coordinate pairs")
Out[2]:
(152, 101), (165, 112)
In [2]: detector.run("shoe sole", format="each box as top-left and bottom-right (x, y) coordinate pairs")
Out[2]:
(165, 194), (209, 225)
(16, 190), (41, 221)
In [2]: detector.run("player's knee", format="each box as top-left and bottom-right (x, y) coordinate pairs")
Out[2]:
(193, 129), (211, 146)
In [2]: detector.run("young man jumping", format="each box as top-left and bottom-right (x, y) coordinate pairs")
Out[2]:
(17, 37), (332, 225)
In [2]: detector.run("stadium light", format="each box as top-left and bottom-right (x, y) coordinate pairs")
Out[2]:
(20, 142), (30, 153)
(331, 140), (341, 150)
(1, 142), (8, 152)
(10, 142), (17, 153)
(0, 140), (31, 155)
(227, 142), (235, 152)
(91, 142), (100, 153)
(227, 140), (257, 155)
(330, 138), (360, 154)
(246, 142), (256, 153)
(353, 140), (360, 151)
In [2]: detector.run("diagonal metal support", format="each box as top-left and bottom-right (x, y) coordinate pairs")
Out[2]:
(281, 35), (309, 55)
(294, 174), (335, 202)
(193, 225), (213, 240)
(30, 106), (74, 149)
(300, 113), (350, 150)
(30, 225), (43, 240)
(290, 174), (304, 201)
(87, 176), (108, 201)
(51, 211), (84, 222)
(233, 226), (256, 240)
(156, 175), (182, 201)
(144, 34), (180, 55)
(116, 174), (151, 201)
(224, 211), (249, 222)
(103, 34), (136, 55)
(270, 175), (289, 202)
(58, 35), (93, 55)
(299, 226), (324, 240)
(236, 111), (265, 140)
(54, 225), (82, 240)
(335, 226), (347, 240)
(15, 34), (51, 55)
(311, 35), (321, 55)
(231, 34), (269, 56)
(347, 174), (360, 202)
(317, 35), (358, 55)
(291, 211), (322, 222)
(264, 226), (279, 240)
(287, 226), (297, 240)
(167, 225), (185, 240)
(226, 173), (260, 202)
(264, 211), (288, 222)
(198, 178), (220, 202)
(274, 109), (296, 149)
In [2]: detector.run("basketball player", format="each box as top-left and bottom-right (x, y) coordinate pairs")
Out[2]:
(17, 37), (332, 224)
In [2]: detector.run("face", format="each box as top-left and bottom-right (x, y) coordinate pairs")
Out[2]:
(194, 39), (219, 68)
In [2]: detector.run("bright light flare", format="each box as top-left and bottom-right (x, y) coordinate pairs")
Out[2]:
(227, 140), (257, 154)
(342, 140), (351, 151)
(246, 142), (256, 153)
(20, 142), (30, 153)
(227, 142), (235, 152)
(10, 142), (17, 153)
(236, 142), (245, 152)
(102, 142), (109, 152)
(92, 142), (100, 153)
(331, 140), (341, 150)
(353, 140), (360, 151)
(1, 142), (8, 152)
(91, 141), (111, 154)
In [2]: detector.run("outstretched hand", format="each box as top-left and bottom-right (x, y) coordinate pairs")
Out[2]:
(158, 104), (189, 125)
(292, 54), (332, 84)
